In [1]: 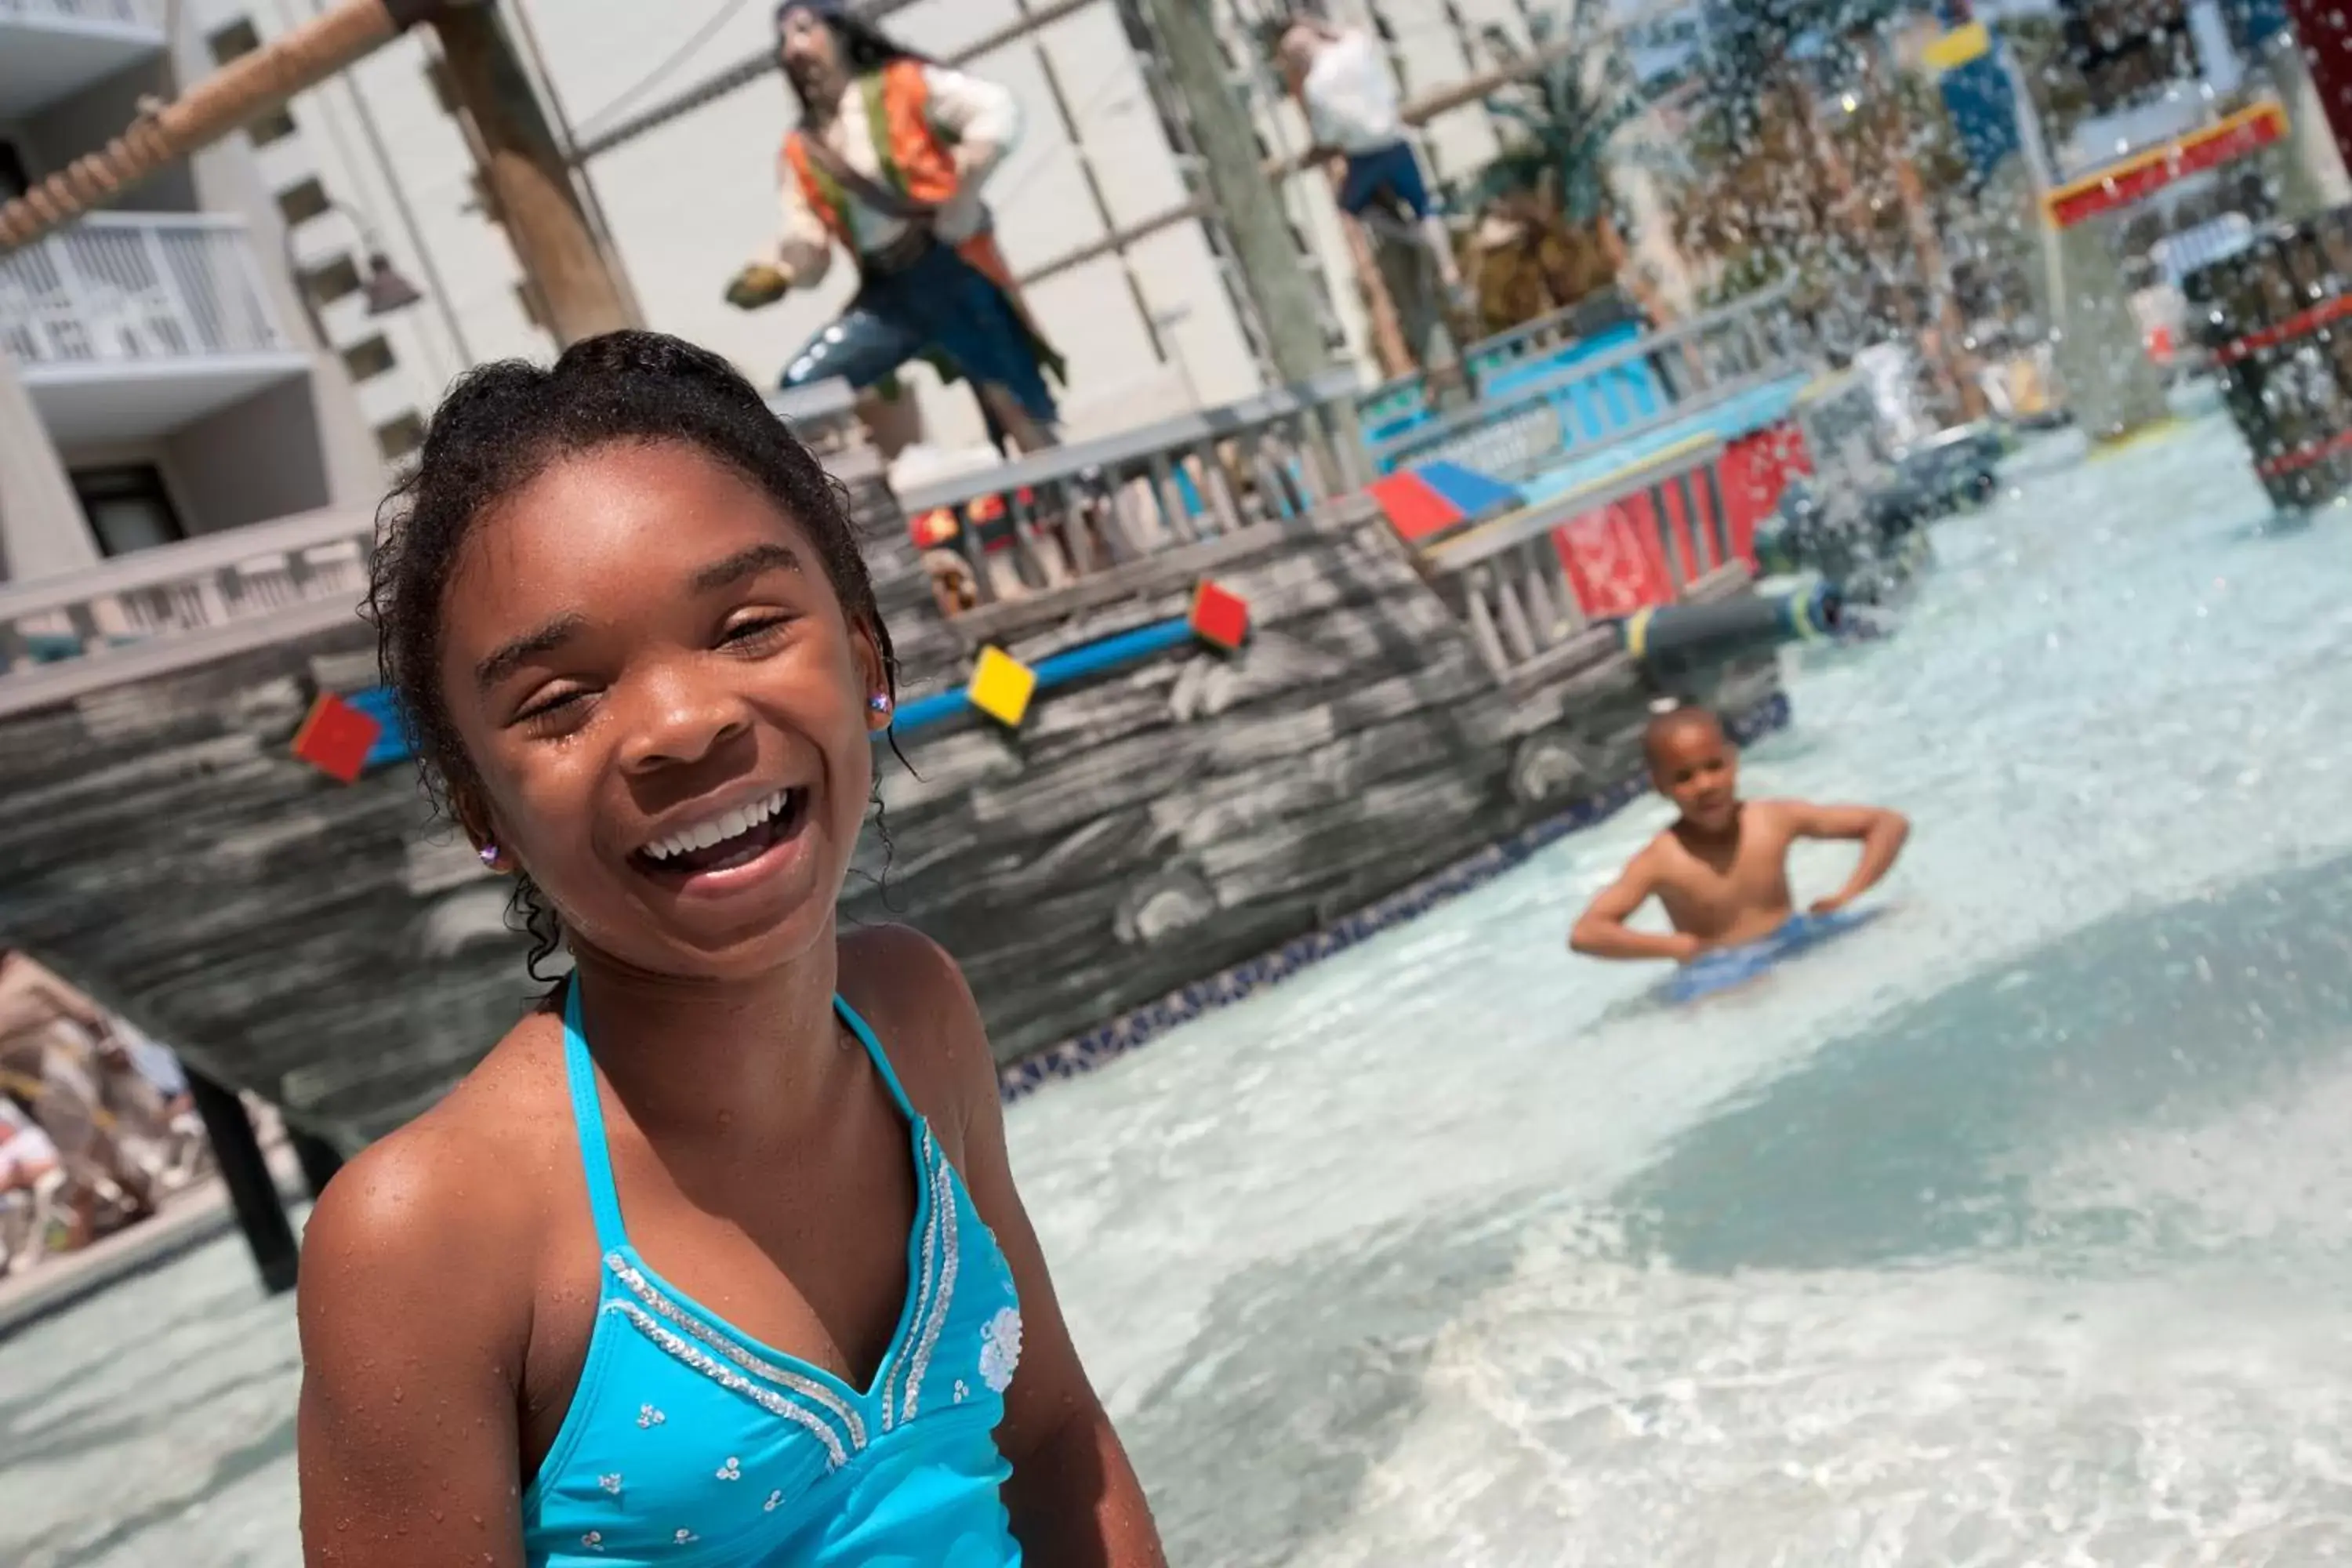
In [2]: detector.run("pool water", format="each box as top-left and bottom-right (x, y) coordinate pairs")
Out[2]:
(5, 413), (2352, 1566)
(1007, 414), (2352, 1566)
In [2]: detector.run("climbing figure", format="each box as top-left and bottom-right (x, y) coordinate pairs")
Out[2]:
(726, 0), (1065, 455)
(1276, 14), (1475, 379)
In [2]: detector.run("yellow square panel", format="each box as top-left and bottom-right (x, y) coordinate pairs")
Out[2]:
(966, 645), (1038, 728)
(1923, 21), (1990, 73)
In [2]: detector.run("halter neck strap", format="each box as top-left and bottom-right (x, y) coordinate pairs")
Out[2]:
(560, 983), (630, 1253)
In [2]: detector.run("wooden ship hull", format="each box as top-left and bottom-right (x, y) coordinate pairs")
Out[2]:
(0, 296), (1881, 1148)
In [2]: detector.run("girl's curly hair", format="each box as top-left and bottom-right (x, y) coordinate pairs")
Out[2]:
(365, 330), (898, 985)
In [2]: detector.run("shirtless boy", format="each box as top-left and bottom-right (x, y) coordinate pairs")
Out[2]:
(1571, 706), (1909, 964)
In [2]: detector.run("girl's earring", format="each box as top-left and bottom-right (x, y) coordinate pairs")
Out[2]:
(869, 693), (893, 718)
(478, 844), (501, 868)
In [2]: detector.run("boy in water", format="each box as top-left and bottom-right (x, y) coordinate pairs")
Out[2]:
(1571, 706), (1909, 966)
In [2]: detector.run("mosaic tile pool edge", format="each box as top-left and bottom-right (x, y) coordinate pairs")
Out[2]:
(996, 691), (1794, 1103)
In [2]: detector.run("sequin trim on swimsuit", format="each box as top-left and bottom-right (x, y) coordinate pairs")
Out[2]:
(902, 1138), (961, 1424)
(604, 1301), (850, 1470)
(882, 1129), (947, 1433)
(607, 1252), (869, 1447)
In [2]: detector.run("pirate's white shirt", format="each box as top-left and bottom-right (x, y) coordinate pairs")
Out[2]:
(770, 64), (1022, 283)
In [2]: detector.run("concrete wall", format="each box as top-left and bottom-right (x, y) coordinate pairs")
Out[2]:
(162, 379), (339, 535)
(20, 55), (200, 213)
(0, 354), (96, 583)
(167, 9), (386, 515)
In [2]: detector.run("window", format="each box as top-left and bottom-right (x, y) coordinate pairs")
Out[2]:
(72, 466), (186, 559)
(209, 18), (262, 65)
(0, 141), (27, 204)
(304, 254), (362, 307)
(342, 334), (397, 383)
(376, 412), (427, 463)
(277, 177), (331, 227)
(249, 106), (298, 147)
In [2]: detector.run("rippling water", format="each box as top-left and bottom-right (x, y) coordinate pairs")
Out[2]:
(1008, 415), (2352, 1566)
(5, 414), (2350, 1566)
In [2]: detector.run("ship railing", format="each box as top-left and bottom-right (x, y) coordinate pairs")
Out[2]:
(0, 506), (377, 715)
(0, 0), (158, 23)
(765, 377), (865, 456)
(1459, 291), (1651, 383)
(895, 368), (1366, 626)
(1365, 281), (1807, 481)
(1355, 292), (1650, 437)
(1421, 434), (1739, 687)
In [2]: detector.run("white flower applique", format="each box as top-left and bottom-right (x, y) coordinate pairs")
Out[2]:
(978, 1306), (1024, 1394)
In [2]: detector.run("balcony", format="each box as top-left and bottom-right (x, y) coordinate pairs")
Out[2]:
(0, 501), (375, 695)
(0, 212), (310, 445)
(0, 0), (165, 118)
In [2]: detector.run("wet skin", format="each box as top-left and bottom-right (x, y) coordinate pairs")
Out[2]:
(1572, 716), (1910, 964)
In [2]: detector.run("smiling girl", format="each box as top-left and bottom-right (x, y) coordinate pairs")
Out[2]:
(295, 332), (1163, 1566)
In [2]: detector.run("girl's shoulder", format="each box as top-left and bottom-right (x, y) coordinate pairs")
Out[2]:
(836, 926), (995, 1140)
(299, 1010), (575, 1335)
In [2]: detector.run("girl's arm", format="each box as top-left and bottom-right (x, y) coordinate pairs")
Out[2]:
(863, 927), (1167, 1567)
(1782, 800), (1910, 913)
(296, 1126), (534, 1566)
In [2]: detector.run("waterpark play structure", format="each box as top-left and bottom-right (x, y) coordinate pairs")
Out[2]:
(2042, 97), (2304, 441)
(2185, 202), (2352, 510)
(0, 284), (1913, 1177)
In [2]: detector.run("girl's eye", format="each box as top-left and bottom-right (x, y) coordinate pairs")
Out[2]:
(514, 688), (589, 728)
(722, 614), (794, 648)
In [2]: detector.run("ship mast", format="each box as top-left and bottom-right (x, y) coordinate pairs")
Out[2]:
(0, 0), (634, 347)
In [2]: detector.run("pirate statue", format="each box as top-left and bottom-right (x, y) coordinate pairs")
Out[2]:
(725, 0), (1065, 454)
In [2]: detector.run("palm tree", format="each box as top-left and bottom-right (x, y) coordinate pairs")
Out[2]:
(1463, 3), (1677, 333)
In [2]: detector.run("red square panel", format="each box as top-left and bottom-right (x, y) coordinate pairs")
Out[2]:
(1367, 472), (1464, 543)
(292, 691), (383, 784)
(1189, 579), (1250, 651)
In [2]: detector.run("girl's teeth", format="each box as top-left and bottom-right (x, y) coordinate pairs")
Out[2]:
(651, 791), (792, 862)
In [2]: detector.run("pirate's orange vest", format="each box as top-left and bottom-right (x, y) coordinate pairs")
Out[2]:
(780, 59), (1019, 296)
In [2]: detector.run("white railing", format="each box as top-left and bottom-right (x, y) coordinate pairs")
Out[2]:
(1458, 290), (1653, 386)
(895, 368), (1365, 616)
(1367, 283), (1809, 480)
(0, 0), (155, 26)
(1423, 435), (1735, 685)
(0, 506), (376, 691)
(0, 213), (292, 372)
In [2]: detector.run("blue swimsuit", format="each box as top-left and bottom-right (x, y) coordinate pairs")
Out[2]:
(1663, 907), (1877, 1004)
(523, 987), (1026, 1566)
